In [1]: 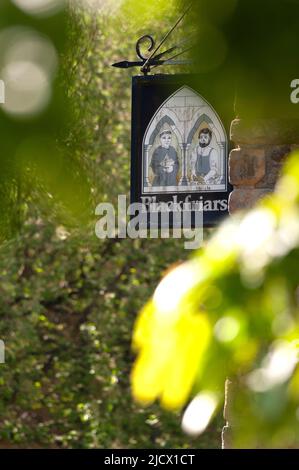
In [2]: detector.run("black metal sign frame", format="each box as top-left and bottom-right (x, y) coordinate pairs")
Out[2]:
(131, 73), (233, 228)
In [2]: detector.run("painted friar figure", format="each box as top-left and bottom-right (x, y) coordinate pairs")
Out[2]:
(190, 127), (222, 185)
(150, 128), (179, 187)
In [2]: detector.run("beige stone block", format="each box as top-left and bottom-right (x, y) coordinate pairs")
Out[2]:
(229, 188), (271, 214)
(229, 147), (266, 186)
(256, 145), (291, 188)
(230, 118), (299, 145)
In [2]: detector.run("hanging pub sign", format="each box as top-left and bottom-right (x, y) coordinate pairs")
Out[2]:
(130, 74), (232, 228)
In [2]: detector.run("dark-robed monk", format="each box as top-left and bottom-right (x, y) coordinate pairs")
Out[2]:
(150, 130), (179, 187)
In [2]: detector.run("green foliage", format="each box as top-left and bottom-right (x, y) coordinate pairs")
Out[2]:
(0, 1), (91, 242)
(132, 152), (299, 448)
(3, 0), (298, 450)
(0, 0), (221, 449)
(0, 221), (224, 448)
(187, 0), (299, 119)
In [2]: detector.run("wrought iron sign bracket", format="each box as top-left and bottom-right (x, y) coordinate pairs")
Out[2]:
(112, 3), (193, 75)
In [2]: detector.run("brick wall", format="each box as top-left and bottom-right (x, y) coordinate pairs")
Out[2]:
(228, 118), (299, 214)
(223, 118), (299, 448)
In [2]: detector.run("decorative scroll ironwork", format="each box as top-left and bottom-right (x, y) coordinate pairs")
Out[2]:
(136, 35), (155, 62)
(111, 3), (193, 75)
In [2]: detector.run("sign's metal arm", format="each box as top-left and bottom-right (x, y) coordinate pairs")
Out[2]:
(111, 3), (194, 75)
(112, 37), (194, 73)
(112, 58), (192, 70)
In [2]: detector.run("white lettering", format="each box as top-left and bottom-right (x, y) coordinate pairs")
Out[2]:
(0, 340), (4, 364)
(290, 79), (299, 104)
(0, 80), (4, 104)
(127, 203), (147, 238)
(95, 203), (116, 238)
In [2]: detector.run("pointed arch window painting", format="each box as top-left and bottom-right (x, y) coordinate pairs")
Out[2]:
(142, 86), (227, 194)
(131, 75), (231, 227)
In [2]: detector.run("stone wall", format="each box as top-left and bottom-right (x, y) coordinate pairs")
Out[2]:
(228, 118), (299, 214)
(223, 118), (299, 448)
